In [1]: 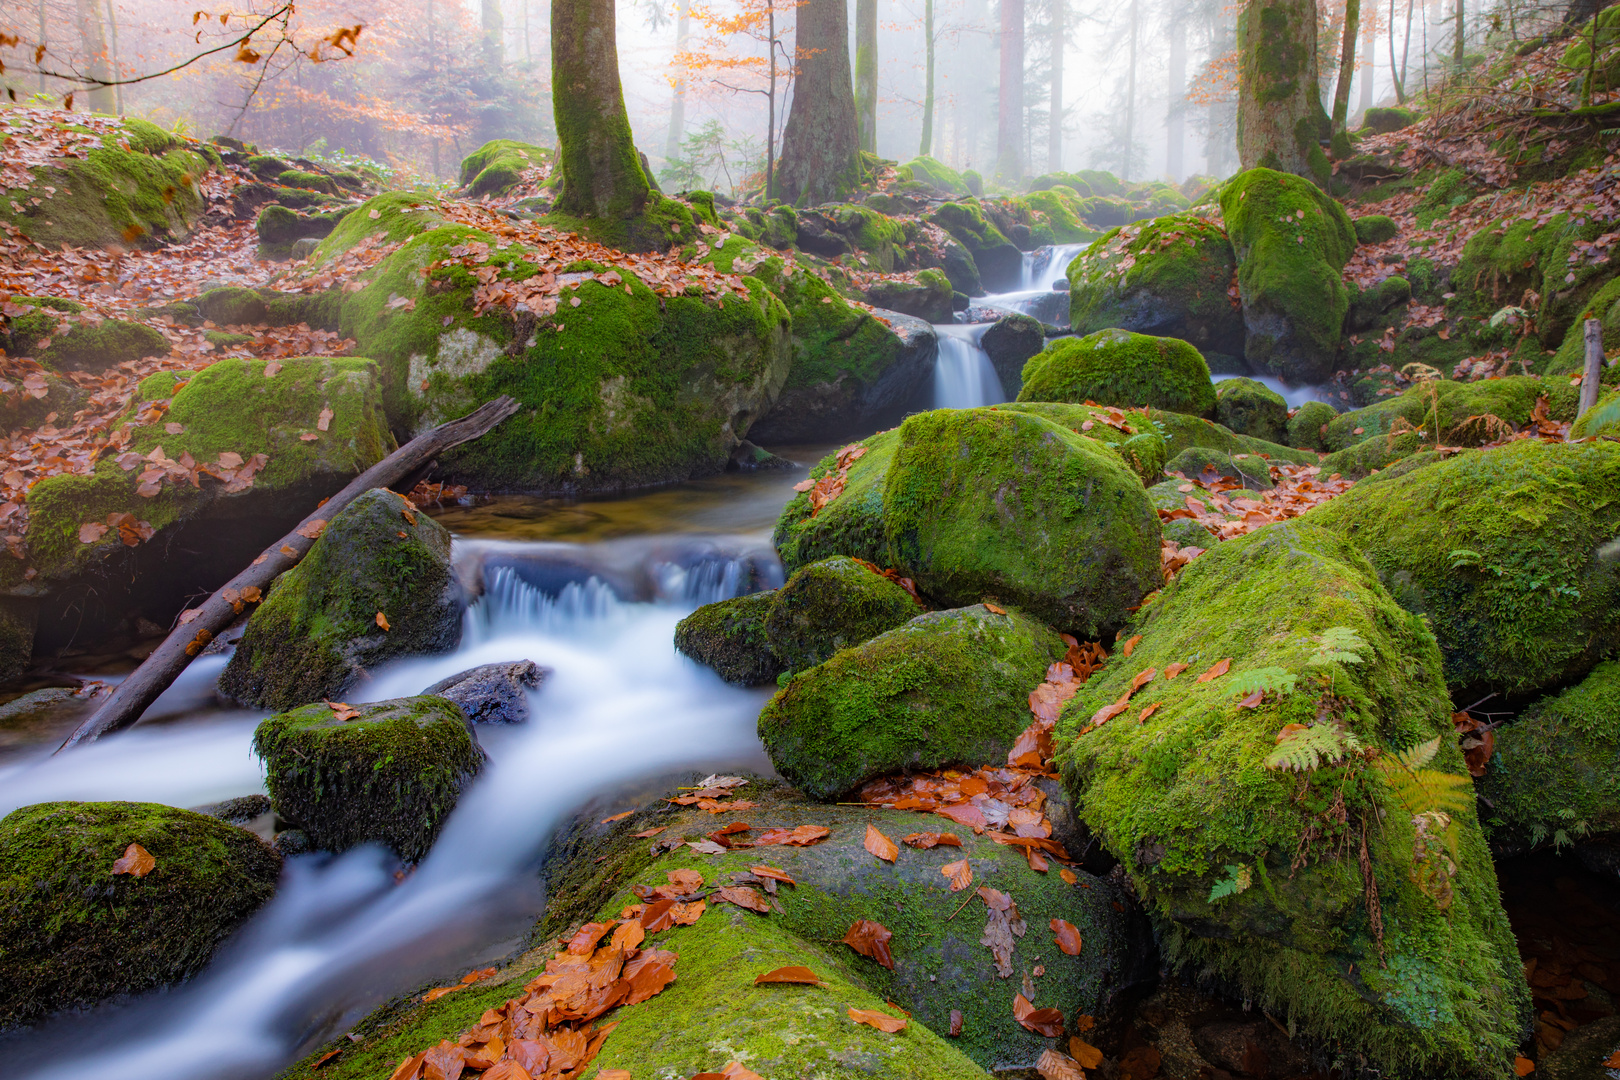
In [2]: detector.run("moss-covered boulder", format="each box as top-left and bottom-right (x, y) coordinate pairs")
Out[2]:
(1017, 329), (1218, 418)
(1057, 522), (1529, 1079)
(673, 590), (781, 686)
(898, 155), (974, 196)
(927, 201), (1023, 292)
(980, 313), (1046, 398)
(1454, 209), (1620, 350)
(458, 139), (552, 199)
(1067, 214), (1245, 357)
(1479, 662), (1620, 856)
(1542, 274), (1620, 384)
(34, 317), (168, 373)
(1287, 399), (1337, 451)
(0, 800), (280, 1028)
(219, 488), (465, 710)
(1308, 439), (1620, 699)
(862, 268), (953, 323)
(764, 556), (919, 671)
(1573, 389), (1620, 438)
(1219, 168), (1357, 384)
(1164, 446), (1276, 489)
(1353, 214), (1399, 245)
(984, 401), (1167, 483)
(252, 696), (483, 863)
(1213, 377), (1288, 444)
(254, 203), (345, 257)
(761, 605), (1066, 799)
(1362, 106), (1418, 133)
(773, 429), (900, 573)
(188, 285), (342, 330)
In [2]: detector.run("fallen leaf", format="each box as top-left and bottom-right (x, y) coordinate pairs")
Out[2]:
(317, 406), (334, 431)
(1516, 1057), (1536, 1076)
(1121, 634), (1143, 657)
(369, 208), (382, 219)
(1069, 1037), (1105, 1069)
(566, 922), (613, 955)
(164, 422), (184, 435)
(1037, 1050), (1088, 1080)
(902, 832), (962, 849)
(1051, 919), (1083, 956)
(376, 611), (390, 631)
(296, 519), (327, 540)
(864, 823), (899, 863)
(686, 840), (727, 855)
(949, 1009), (964, 1036)
(632, 827), (667, 838)
(941, 858), (973, 892)
(639, 898), (678, 931)
(1059, 867), (1078, 885)
(1163, 662), (1188, 679)
(671, 900), (705, 925)
(754, 966), (822, 985)
(79, 521), (109, 543)
(716, 885), (771, 913)
(1138, 702), (1161, 723)
(600, 811), (633, 824)
(754, 824), (830, 846)
(1130, 668), (1156, 692)
(112, 842), (155, 877)
(1014, 992), (1065, 1036)
(983, 602), (1007, 614)
(749, 865), (798, 886)
(263, 361), (282, 377)
(1237, 689), (1265, 708)
(842, 919), (895, 969)
(1195, 658), (1232, 683)
(848, 1007), (907, 1033)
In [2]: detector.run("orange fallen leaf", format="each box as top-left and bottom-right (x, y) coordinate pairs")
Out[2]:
(716, 885), (771, 913)
(376, 611), (390, 631)
(1138, 702), (1161, 723)
(1069, 1037), (1105, 1069)
(317, 406), (334, 431)
(1121, 634), (1143, 657)
(1051, 919), (1083, 955)
(1074, 1013), (1096, 1031)
(1037, 1049), (1087, 1080)
(600, 811), (633, 824)
(1130, 668), (1156, 692)
(983, 602), (1007, 614)
(112, 842), (155, 877)
(754, 966), (823, 985)
(754, 824), (830, 846)
(848, 1007), (907, 1033)
(458, 966), (496, 983)
(1090, 700), (1130, 725)
(1515, 1057), (1536, 1076)
(296, 518), (327, 540)
(1237, 689), (1265, 708)
(864, 823), (899, 863)
(566, 922), (613, 955)
(941, 858), (973, 892)
(1163, 662), (1188, 678)
(633, 826), (667, 838)
(842, 919), (895, 969)
(902, 832), (962, 849)
(750, 865), (798, 886)
(1014, 992), (1065, 1036)
(1059, 866), (1078, 885)
(1195, 657), (1232, 683)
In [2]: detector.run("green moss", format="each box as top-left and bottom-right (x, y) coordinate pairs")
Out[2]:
(1413, 169), (1474, 229)
(882, 408), (1162, 632)
(36, 318), (167, 373)
(1362, 106), (1418, 133)
(311, 192), (448, 265)
(1057, 522), (1528, 1080)
(1322, 376), (1579, 454)
(252, 695), (482, 863)
(537, 191), (697, 254)
(1017, 190), (1097, 244)
(1454, 210), (1618, 347)
(219, 487), (462, 710)
(1219, 168), (1357, 384)
(764, 556), (919, 671)
(773, 431), (900, 574)
(1572, 389), (1620, 437)
(0, 800), (280, 1027)
(760, 604), (1064, 799)
(1308, 438), (1620, 698)
(926, 201), (1021, 290)
(1354, 215), (1399, 245)
(1018, 329), (1218, 418)
(276, 169), (337, 195)
(1544, 274), (1620, 382)
(673, 591), (781, 686)
(898, 155), (972, 196)
(1214, 377), (1288, 443)
(1149, 407), (1317, 463)
(1164, 445), (1277, 489)
(458, 140), (551, 197)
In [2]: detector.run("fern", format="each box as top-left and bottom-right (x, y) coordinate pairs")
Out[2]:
(1376, 737), (1472, 820)
(1227, 666), (1299, 697)
(1208, 863), (1252, 903)
(1308, 626), (1368, 667)
(1265, 725), (1361, 772)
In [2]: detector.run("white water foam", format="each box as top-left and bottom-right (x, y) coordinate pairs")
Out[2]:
(933, 323), (1007, 410)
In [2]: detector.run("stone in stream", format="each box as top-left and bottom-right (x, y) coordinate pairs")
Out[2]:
(219, 487), (465, 711)
(980, 312), (1046, 398)
(1058, 522), (1530, 1078)
(1212, 376), (1288, 445)
(760, 605), (1066, 801)
(1539, 1015), (1620, 1080)
(252, 695), (485, 863)
(1017, 328), (1218, 419)
(423, 660), (548, 724)
(0, 800), (281, 1028)
(673, 590), (782, 687)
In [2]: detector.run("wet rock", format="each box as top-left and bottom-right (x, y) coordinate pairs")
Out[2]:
(1018, 328), (1218, 418)
(270, 828), (313, 858)
(423, 660), (548, 724)
(253, 695), (484, 863)
(726, 439), (792, 470)
(190, 794), (272, 824)
(220, 488), (465, 711)
(1212, 377), (1288, 444)
(980, 312), (1046, 397)
(1540, 1014), (1620, 1080)
(0, 800), (281, 1028)
(673, 590), (781, 686)
(927, 201), (1023, 292)
(763, 555), (919, 672)
(862, 269), (953, 323)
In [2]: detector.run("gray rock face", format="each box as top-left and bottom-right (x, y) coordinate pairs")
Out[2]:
(423, 660), (548, 724)
(980, 313), (1046, 397)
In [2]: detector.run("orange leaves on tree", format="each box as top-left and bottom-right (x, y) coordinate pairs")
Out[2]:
(111, 842), (155, 877)
(754, 966), (822, 986)
(1013, 993), (1065, 1036)
(864, 823), (899, 863)
(841, 919), (895, 969)
(848, 1007), (907, 1033)
(1050, 919), (1083, 956)
(940, 858), (973, 892)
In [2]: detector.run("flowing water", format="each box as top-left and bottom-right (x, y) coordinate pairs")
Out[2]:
(932, 324), (1007, 410)
(1211, 372), (1334, 407)
(0, 465), (818, 1080)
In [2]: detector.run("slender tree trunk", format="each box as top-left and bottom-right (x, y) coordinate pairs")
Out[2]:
(104, 0), (122, 113)
(1453, 0), (1464, 67)
(1166, 7), (1185, 180)
(856, 0), (878, 154)
(1237, 0), (1329, 184)
(524, 0), (531, 60)
(1333, 0), (1361, 129)
(1359, 7), (1375, 113)
(921, 0), (936, 155)
(1049, 0), (1065, 172)
(777, 0), (860, 203)
(552, 0), (651, 219)
(73, 0), (114, 113)
(665, 0), (692, 165)
(768, 8), (778, 200)
(1396, 0), (1414, 103)
(483, 0), (505, 68)
(38, 0), (47, 91)
(995, 0), (1025, 183)
(1122, 0), (1138, 180)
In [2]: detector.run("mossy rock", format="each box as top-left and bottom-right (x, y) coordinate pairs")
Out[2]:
(0, 295), (82, 358)
(673, 590), (781, 686)
(1018, 328), (1218, 418)
(1572, 389), (1620, 438)
(254, 203), (345, 251)
(761, 605), (1066, 800)
(36, 318), (167, 373)
(1219, 168), (1357, 384)
(926, 201), (1022, 292)
(277, 168), (337, 195)
(1164, 446), (1276, 490)
(984, 401), (1167, 484)
(1213, 377), (1288, 444)
(1454, 210), (1619, 349)
(1321, 376), (1579, 455)
(252, 695), (483, 863)
(1308, 438), (1620, 699)
(773, 429), (899, 573)
(862, 269), (953, 323)
(1149, 407), (1317, 464)
(1353, 215), (1399, 245)
(220, 488), (463, 710)
(1017, 189), (1098, 244)
(1538, 1014), (1620, 1080)
(1478, 661), (1620, 856)
(1362, 106), (1418, 133)
(1543, 274), (1620, 384)
(1286, 399), (1338, 451)
(1067, 214), (1244, 356)
(1057, 522), (1529, 1079)
(898, 155), (973, 196)
(1346, 275), (1413, 332)
(764, 555), (920, 671)
(980, 313), (1046, 398)
(190, 285), (342, 330)
(0, 800), (280, 1028)
(310, 191), (448, 265)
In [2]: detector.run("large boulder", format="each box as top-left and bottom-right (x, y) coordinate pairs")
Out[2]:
(0, 801), (280, 1028)
(252, 695), (484, 863)
(773, 429), (901, 574)
(862, 268), (954, 323)
(1067, 214), (1246, 359)
(988, 401), (1169, 483)
(220, 488), (465, 710)
(1017, 328), (1218, 418)
(457, 139), (552, 199)
(1219, 168), (1357, 384)
(927, 201), (1023, 292)
(1059, 522), (1530, 1078)
(980, 313), (1046, 398)
(763, 556), (919, 671)
(1213, 376), (1288, 444)
(1308, 439), (1620, 699)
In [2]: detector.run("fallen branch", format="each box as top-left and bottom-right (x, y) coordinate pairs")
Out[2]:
(55, 396), (522, 752)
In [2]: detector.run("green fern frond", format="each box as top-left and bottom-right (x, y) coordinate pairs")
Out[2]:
(1208, 863), (1252, 903)
(1375, 739), (1472, 819)
(1307, 625), (1368, 667)
(1572, 391), (1620, 439)
(1228, 666), (1299, 697)
(1265, 725), (1357, 772)
(1387, 735), (1441, 771)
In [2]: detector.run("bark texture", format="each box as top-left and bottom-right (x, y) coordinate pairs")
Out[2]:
(856, 0), (878, 154)
(552, 0), (652, 220)
(1237, 0), (1331, 187)
(776, 0), (860, 205)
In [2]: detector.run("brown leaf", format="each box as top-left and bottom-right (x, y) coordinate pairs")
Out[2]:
(1130, 668), (1156, 692)
(716, 885), (771, 913)
(754, 966), (822, 985)
(1090, 700), (1130, 726)
(754, 824), (830, 846)
(263, 360), (282, 377)
(296, 519), (327, 540)
(671, 900), (705, 925)
(667, 868), (705, 894)
(983, 602), (1007, 614)
(317, 406), (334, 431)
(566, 922), (613, 955)
(622, 948), (678, 1003)
(1059, 867), (1078, 885)
(848, 1007), (907, 1033)
(1121, 634), (1143, 657)
(600, 810), (633, 824)
(1195, 658), (1232, 683)
(1069, 1037), (1105, 1069)
(1237, 689), (1265, 708)
(864, 823), (899, 863)
(632, 826), (667, 838)
(1051, 919), (1083, 956)
(1138, 703), (1161, 723)
(941, 858), (973, 892)
(949, 1009), (964, 1036)
(750, 865), (798, 886)
(1037, 1050), (1088, 1080)
(79, 521), (109, 543)
(639, 898), (677, 932)
(376, 611), (390, 631)
(112, 842), (155, 877)
(901, 832), (962, 849)
(842, 919), (895, 969)
(164, 422), (184, 435)
(1014, 992), (1066, 1036)
(686, 840), (727, 855)
(1163, 661), (1188, 679)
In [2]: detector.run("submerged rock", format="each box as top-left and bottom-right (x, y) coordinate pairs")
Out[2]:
(760, 605), (1065, 800)
(0, 800), (280, 1028)
(1017, 328), (1218, 418)
(252, 695), (484, 863)
(423, 660), (548, 724)
(220, 488), (464, 711)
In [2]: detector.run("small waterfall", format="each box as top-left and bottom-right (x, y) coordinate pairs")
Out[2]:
(1018, 243), (1086, 292)
(933, 325), (1008, 410)
(465, 565), (625, 643)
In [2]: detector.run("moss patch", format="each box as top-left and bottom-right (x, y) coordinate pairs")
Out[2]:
(458, 139), (553, 199)
(1018, 328), (1218, 419)
(1214, 377), (1288, 444)
(764, 556), (919, 671)
(673, 591), (781, 686)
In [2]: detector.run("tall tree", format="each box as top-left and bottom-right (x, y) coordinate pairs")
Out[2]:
(1122, 0), (1138, 180)
(482, 0), (504, 68)
(995, 0), (1025, 182)
(72, 0), (114, 113)
(1236, 0), (1330, 185)
(1049, 0), (1064, 172)
(1452, 0), (1463, 67)
(553, 0), (652, 220)
(776, 0), (860, 203)
(1331, 0), (1361, 131)
(1166, 5), (1186, 180)
(920, 0), (937, 155)
(856, 0), (878, 153)
(664, 0), (693, 166)
(1359, 8), (1374, 114)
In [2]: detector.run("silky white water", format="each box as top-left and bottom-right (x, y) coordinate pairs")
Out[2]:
(933, 323), (1007, 410)
(4, 544), (775, 1080)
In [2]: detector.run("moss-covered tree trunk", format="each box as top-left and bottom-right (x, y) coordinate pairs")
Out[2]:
(775, 0), (860, 205)
(1331, 0), (1361, 132)
(552, 0), (651, 221)
(856, 0), (878, 154)
(995, 0), (1024, 183)
(1236, 0), (1331, 188)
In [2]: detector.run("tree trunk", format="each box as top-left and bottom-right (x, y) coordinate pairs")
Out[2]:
(104, 0), (122, 113)
(72, 0), (114, 114)
(665, 0), (692, 166)
(1332, 0), (1361, 129)
(921, 0), (936, 155)
(1453, 0), (1464, 67)
(1237, 0), (1330, 185)
(1123, 0), (1138, 180)
(1166, 7), (1185, 180)
(768, 7), (778, 200)
(776, 0), (860, 204)
(1359, 7), (1375, 114)
(1049, 0), (1065, 172)
(552, 0), (652, 219)
(995, 0), (1025, 183)
(483, 0), (505, 69)
(856, 0), (878, 154)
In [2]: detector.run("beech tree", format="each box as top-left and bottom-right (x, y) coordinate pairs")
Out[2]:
(552, 0), (651, 221)
(856, 0), (878, 153)
(995, 0), (1024, 182)
(1331, 0), (1361, 133)
(1236, 0), (1331, 186)
(775, 0), (859, 204)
